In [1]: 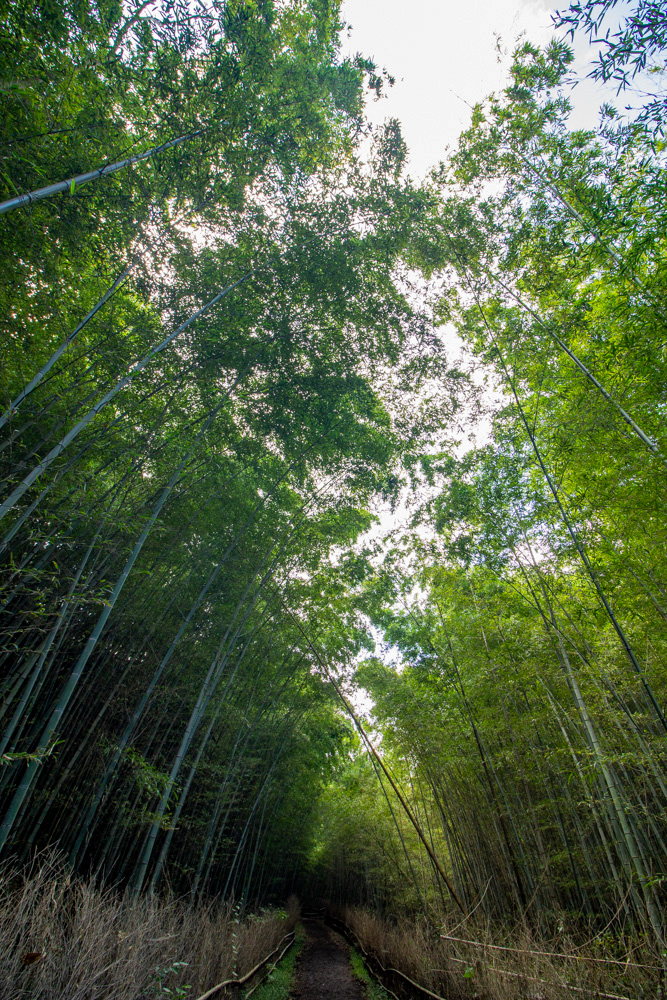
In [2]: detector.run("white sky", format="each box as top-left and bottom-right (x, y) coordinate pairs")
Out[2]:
(336, 1), (643, 706)
(336, 0), (622, 705)
(339, 0), (618, 179)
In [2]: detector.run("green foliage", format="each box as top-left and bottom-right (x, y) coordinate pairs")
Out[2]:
(554, 0), (667, 130)
(2, 0), (667, 974)
(0, 741), (62, 767)
(244, 927), (304, 1000)
(152, 962), (192, 999)
(121, 747), (173, 798)
(307, 16), (667, 956)
(0, 0), (456, 906)
(349, 948), (392, 1000)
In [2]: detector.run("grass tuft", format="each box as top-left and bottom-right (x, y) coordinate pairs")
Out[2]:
(349, 947), (392, 1000)
(244, 925), (305, 1000)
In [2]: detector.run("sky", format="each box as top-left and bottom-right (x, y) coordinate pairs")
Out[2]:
(339, 0), (613, 179)
(335, 0), (602, 695)
(335, 0), (637, 696)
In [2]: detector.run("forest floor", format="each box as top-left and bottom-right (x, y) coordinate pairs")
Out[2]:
(290, 920), (365, 1000)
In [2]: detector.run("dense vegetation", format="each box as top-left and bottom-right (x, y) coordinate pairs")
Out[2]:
(2, 0), (667, 993)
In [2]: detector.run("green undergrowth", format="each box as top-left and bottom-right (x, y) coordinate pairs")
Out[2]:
(350, 947), (392, 1000)
(243, 925), (305, 1000)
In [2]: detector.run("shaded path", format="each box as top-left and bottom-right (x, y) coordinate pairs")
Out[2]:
(291, 920), (365, 1000)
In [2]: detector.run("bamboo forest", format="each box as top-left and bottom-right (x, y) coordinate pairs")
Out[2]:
(1, 1), (667, 998)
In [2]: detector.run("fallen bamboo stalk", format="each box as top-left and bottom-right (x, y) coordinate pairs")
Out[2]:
(483, 963), (635, 1000)
(445, 955), (635, 998)
(381, 963), (449, 1000)
(440, 933), (662, 972)
(192, 930), (296, 1000)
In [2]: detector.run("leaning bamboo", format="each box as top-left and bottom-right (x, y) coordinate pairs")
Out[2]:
(0, 274), (252, 522)
(0, 131), (201, 216)
(0, 264), (135, 430)
(0, 386), (243, 854)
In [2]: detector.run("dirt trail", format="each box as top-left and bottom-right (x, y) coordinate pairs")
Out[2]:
(291, 919), (365, 1000)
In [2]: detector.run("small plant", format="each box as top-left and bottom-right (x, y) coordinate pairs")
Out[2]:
(152, 961), (192, 998)
(230, 900), (243, 977)
(245, 928), (304, 1000)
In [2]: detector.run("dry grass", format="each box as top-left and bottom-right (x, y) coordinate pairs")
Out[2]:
(0, 853), (298, 1000)
(339, 905), (663, 1000)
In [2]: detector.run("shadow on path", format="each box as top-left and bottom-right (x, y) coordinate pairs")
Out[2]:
(291, 919), (365, 1000)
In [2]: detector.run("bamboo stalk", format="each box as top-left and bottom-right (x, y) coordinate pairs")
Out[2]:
(0, 263), (135, 430)
(440, 935), (662, 971)
(0, 131), (201, 216)
(0, 274), (252, 522)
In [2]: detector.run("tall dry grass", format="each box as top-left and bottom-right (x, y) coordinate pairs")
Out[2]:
(339, 905), (663, 1000)
(0, 853), (298, 1000)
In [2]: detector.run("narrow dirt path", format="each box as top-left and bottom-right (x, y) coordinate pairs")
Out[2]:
(290, 919), (365, 1000)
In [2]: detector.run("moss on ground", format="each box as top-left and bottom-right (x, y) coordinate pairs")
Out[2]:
(243, 926), (305, 1000)
(349, 947), (392, 1000)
